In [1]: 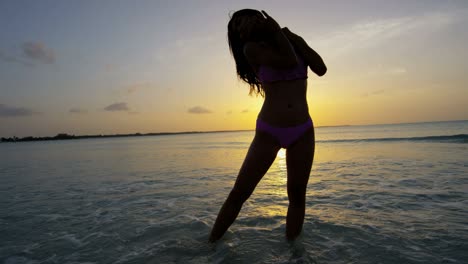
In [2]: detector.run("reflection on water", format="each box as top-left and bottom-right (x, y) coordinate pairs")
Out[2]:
(276, 148), (286, 159)
(275, 148), (287, 174)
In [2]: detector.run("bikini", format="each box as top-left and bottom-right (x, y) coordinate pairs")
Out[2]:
(256, 54), (313, 148)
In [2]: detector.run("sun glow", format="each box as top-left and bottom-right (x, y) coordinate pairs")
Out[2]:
(277, 148), (286, 159)
(275, 148), (287, 180)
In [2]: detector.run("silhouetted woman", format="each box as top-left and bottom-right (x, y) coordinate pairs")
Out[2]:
(209, 9), (326, 242)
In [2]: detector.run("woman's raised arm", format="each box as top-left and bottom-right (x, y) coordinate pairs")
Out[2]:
(282, 27), (327, 76)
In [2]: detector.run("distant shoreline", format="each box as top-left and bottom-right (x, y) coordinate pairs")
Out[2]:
(0, 130), (253, 143)
(1, 119), (466, 143)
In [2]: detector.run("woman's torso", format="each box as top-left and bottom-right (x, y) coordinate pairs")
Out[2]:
(258, 79), (310, 127)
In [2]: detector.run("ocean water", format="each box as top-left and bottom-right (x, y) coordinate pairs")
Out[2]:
(1, 120), (467, 264)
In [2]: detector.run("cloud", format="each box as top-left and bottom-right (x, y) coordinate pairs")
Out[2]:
(241, 109), (249, 113)
(124, 82), (152, 94)
(315, 11), (458, 57)
(69, 108), (88, 114)
(104, 102), (129, 112)
(367, 65), (408, 77)
(0, 50), (34, 67)
(387, 67), (407, 75)
(22, 41), (55, 64)
(362, 89), (385, 97)
(188, 106), (212, 114)
(372, 89), (385, 95)
(226, 110), (233, 115)
(0, 104), (35, 117)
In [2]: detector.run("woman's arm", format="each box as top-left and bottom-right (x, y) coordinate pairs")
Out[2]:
(244, 11), (298, 69)
(282, 27), (327, 76)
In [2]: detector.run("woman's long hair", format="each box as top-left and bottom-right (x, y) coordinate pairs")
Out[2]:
(227, 9), (272, 97)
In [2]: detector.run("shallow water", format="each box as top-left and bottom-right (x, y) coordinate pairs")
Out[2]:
(1, 121), (467, 263)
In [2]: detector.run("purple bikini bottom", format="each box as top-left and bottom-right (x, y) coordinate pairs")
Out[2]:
(256, 118), (313, 148)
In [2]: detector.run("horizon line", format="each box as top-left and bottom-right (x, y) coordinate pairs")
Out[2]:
(1, 119), (466, 142)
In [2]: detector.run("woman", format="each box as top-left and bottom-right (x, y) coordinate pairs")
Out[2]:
(209, 9), (327, 242)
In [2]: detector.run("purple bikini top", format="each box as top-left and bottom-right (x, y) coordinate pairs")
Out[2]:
(257, 55), (308, 83)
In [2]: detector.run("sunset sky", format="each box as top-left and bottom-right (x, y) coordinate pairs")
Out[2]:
(1, 0), (467, 137)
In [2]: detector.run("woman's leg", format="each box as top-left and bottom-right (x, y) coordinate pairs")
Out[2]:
(209, 130), (280, 242)
(285, 127), (315, 240)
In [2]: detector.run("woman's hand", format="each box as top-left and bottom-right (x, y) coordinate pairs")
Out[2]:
(261, 10), (281, 33)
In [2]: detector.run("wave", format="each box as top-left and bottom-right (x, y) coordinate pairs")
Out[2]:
(318, 134), (468, 144)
